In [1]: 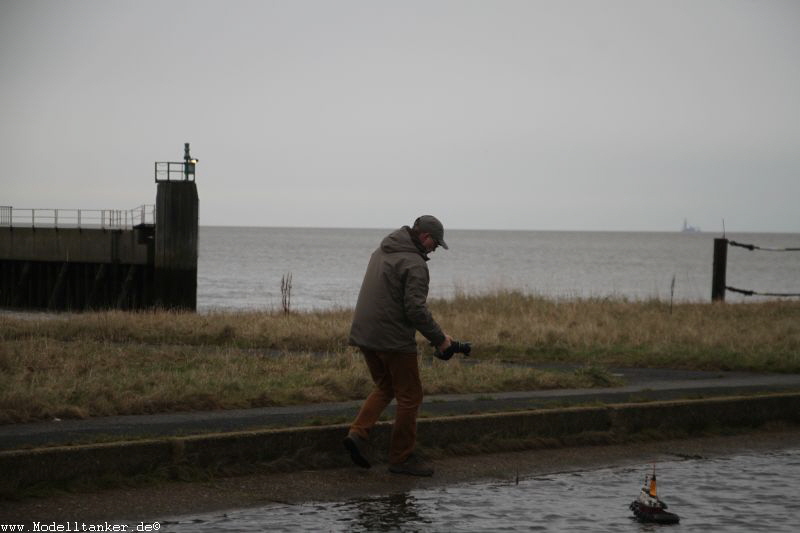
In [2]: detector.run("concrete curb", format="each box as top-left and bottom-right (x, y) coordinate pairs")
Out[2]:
(3, 392), (799, 493)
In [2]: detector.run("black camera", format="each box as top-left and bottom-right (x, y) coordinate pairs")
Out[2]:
(434, 340), (472, 361)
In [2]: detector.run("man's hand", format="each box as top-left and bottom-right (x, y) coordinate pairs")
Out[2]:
(433, 336), (471, 361)
(438, 335), (453, 353)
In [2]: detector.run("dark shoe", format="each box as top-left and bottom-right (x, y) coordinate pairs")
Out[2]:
(343, 432), (371, 469)
(388, 453), (434, 477)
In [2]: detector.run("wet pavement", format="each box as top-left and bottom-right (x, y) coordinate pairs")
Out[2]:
(158, 444), (800, 532)
(4, 428), (800, 525)
(2, 366), (800, 451)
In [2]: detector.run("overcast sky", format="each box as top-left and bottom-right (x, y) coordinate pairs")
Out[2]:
(1, 0), (798, 232)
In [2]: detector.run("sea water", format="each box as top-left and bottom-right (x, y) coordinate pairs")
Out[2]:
(198, 227), (800, 311)
(160, 446), (800, 532)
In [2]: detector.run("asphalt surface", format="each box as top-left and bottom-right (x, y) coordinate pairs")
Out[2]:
(2, 366), (800, 451)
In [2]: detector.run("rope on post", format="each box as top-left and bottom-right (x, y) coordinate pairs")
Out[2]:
(714, 238), (800, 301)
(726, 286), (800, 298)
(729, 240), (800, 252)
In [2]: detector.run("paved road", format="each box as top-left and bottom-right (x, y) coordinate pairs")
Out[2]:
(2, 367), (800, 451)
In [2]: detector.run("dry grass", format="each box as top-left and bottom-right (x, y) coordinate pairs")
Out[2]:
(1, 291), (798, 422)
(0, 338), (612, 424)
(0, 308), (354, 352)
(0, 339), (368, 423)
(3, 292), (797, 372)
(432, 291), (800, 371)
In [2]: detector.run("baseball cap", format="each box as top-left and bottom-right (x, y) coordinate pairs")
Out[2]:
(414, 215), (448, 249)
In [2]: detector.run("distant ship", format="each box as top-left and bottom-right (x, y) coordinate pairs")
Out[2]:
(681, 219), (700, 233)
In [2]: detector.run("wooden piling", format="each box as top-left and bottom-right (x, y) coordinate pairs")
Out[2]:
(712, 238), (728, 302)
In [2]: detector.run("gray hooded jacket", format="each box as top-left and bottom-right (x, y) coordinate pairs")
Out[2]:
(348, 226), (446, 353)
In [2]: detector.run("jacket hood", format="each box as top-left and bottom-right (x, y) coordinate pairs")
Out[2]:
(380, 226), (429, 259)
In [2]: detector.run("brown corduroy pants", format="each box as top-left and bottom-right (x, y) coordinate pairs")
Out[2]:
(349, 348), (423, 465)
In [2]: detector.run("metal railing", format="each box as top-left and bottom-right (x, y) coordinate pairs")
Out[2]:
(155, 161), (196, 182)
(0, 205), (155, 230)
(154, 142), (198, 182)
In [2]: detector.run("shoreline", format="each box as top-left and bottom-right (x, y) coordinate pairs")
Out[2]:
(3, 426), (799, 523)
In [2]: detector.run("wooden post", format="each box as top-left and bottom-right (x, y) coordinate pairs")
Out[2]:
(712, 238), (728, 302)
(87, 263), (106, 309)
(12, 261), (31, 307)
(47, 262), (69, 310)
(116, 264), (137, 309)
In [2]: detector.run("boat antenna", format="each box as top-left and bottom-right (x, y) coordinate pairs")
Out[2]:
(722, 218), (726, 238)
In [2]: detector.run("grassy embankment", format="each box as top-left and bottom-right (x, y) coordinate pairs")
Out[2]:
(1, 291), (798, 424)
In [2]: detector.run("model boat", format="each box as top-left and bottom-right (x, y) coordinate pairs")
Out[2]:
(629, 464), (680, 524)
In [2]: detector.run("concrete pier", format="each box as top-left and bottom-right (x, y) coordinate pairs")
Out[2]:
(0, 144), (199, 311)
(154, 180), (199, 310)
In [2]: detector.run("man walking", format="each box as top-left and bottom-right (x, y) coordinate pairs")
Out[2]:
(344, 215), (453, 476)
